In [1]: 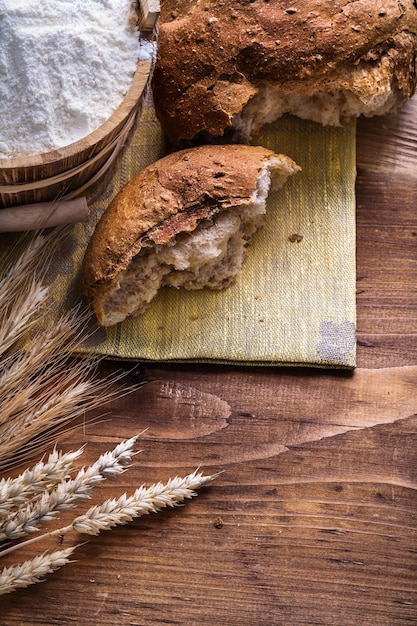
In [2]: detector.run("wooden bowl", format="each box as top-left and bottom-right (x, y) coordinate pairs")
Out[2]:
(0, 58), (154, 209)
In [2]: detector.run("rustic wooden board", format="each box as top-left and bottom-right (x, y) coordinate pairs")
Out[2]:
(356, 96), (417, 369)
(357, 96), (417, 178)
(1, 99), (417, 624)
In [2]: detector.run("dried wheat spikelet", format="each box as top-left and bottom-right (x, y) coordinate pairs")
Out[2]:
(64, 469), (217, 536)
(0, 447), (84, 519)
(0, 440), (216, 595)
(0, 547), (76, 595)
(0, 230), (128, 471)
(0, 232), (218, 596)
(0, 435), (139, 541)
(2, 468), (216, 559)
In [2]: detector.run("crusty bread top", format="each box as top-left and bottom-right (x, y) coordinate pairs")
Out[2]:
(82, 144), (297, 294)
(152, 0), (417, 141)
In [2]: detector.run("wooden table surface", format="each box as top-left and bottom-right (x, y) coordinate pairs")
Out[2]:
(1, 99), (417, 626)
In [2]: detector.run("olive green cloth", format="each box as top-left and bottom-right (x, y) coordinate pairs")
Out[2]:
(27, 101), (359, 368)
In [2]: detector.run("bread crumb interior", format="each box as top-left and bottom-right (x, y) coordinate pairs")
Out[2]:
(100, 164), (275, 325)
(234, 60), (401, 140)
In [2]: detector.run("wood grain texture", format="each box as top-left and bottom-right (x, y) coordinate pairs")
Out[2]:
(356, 97), (417, 178)
(1, 99), (417, 624)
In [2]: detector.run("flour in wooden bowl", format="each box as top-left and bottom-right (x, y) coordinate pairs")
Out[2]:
(0, 0), (145, 158)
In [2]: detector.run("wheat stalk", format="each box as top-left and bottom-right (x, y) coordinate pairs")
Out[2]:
(0, 310), (92, 400)
(70, 469), (216, 536)
(0, 469), (216, 596)
(0, 371), (113, 471)
(0, 469), (216, 559)
(0, 437), (217, 595)
(0, 436), (140, 542)
(0, 547), (76, 595)
(0, 233), (218, 597)
(0, 448), (84, 519)
(0, 233), (56, 357)
(0, 308), (112, 470)
(0, 281), (49, 358)
(0, 230), (136, 471)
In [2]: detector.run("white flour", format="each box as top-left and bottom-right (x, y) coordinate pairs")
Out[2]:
(0, 0), (146, 158)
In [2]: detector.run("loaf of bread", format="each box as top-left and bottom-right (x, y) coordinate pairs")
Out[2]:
(152, 0), (417, 144)
(82, 144), (300, 326)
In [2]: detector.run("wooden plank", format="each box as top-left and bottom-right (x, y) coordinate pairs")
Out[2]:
(355, 196), (417, 364)
(1, 365), (417, 624)
(1, 83), (417, 626)
(356, 96), (417, 178)
(138, 0), (160, 30)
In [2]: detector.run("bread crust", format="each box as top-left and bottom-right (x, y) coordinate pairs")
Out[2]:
(152, 0), (417, 141)
(82, 144), (297, 313)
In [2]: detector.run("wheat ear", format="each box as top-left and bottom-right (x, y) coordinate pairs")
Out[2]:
(0, 547), (76, 595)
(0, 305), (112, 469)
(0, 436), (140, 542)
(0, 448), (84, 519)
(0, 280), (49, 358)
(0, 309), (93, 401)
(71, 469), (217, 536)
(0, 470), (216, 557)
(0, 230), (134, 472)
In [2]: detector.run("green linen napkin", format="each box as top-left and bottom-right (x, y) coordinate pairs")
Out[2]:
(7, 99), (358, 368)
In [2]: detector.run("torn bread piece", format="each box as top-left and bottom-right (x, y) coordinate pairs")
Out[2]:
(82, 144), (300, 326)
(152, 0), (417, 143)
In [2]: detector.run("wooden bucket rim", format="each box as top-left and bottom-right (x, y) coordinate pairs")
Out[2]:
(0, 58), (153, 171)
